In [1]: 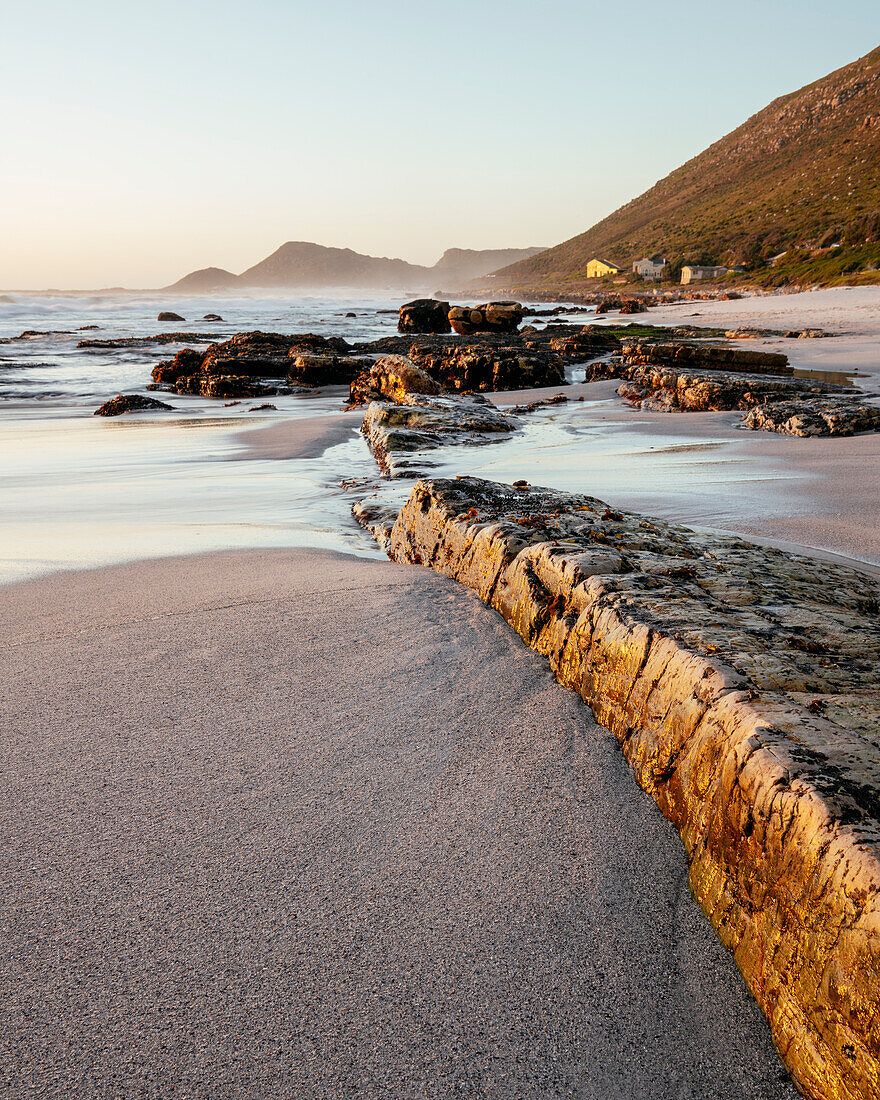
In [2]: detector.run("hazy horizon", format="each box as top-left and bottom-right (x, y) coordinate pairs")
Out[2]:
(3, 0), (878, 290)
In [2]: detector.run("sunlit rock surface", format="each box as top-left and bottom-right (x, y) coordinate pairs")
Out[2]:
(372, 475), (880, 1100)
(348, 355), (443, 407)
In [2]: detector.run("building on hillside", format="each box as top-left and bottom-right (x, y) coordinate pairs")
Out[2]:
(680, 264), (729, 284)
(586, 258), (622, 279)
(632, 254), (667, 281)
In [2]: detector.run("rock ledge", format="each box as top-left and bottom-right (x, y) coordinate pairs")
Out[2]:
(376, 475), (880, 1100)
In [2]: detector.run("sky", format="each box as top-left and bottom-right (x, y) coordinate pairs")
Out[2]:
(2, 0), (879, 289)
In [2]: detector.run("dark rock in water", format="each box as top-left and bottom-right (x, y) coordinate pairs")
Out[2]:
(195, 376), (279, 400)
(207, 332), (351, 379)
(151, 347), (206, 384)
(345, 311), (357, 318)
(448, 302), (523, 335)
(398, 299), (451, 334)
(348, 355), (443, 407)
(248, 403), (277, 411)
(149, 330), (352, 396)
(78, 324), (99, 331)
(202, 313), (224, 321)
(287, 353), (371, 387)
(94, 394), (172, 416)
(157, 311), (185, 322)
(596, 296), (648, 315)
(79, 332), (217, 349)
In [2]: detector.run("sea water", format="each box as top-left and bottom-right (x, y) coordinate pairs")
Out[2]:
(0, 292), (807, 585)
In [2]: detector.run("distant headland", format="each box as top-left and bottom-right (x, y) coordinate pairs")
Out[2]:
(168, 243), (547, 293)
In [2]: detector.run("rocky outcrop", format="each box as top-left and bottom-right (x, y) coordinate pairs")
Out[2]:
(616, 364), (843, 413)
(149, 331), (355, 397)
(157, 311), (185, 322)
(199, 331), (350, 378)
(448, 302), (524, 336)
(361, 397), (516, 478)
(608, 357), (880, 435)
(376, 475), (880, 1100)
(398, 299), (451, 334)
(197, 377), (279, 400)
(94, 394), (172, 416)
(743, 397), (880, 436)
(287, 354), (370, 387)
(622, 341), (791, 374)
(596, 295), (648, 315)
(408, 342), (565, 392)
(348, 355), (443, 407)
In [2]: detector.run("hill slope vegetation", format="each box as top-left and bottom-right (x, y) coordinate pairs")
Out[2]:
(492, 46), (880, 288)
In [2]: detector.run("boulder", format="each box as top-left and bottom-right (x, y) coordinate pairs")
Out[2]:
(202, 313), (224, 321)
(94, 394), (172, 416)
(447, 302), (523, 335)
(398, 299), (451, 334)
(595, 296), (648, 315)
(157, 311), (185, 322)
(348, 355), (443, 407)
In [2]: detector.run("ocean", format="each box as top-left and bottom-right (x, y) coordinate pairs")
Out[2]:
(0, 291), (795, 586)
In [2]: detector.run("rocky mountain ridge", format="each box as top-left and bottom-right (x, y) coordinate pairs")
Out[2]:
(169, 242), (545, 292)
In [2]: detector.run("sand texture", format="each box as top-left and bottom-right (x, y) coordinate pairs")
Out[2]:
(0, 548), (796, 1098)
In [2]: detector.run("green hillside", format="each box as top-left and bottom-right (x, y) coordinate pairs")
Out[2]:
(492, 46), (880, 289)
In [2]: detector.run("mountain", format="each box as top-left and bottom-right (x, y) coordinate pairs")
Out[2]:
(488, 46), (880, 288)
(432, 247), (545, 285)
(239, 242), (429, 289)
(170, 266), (242, 292)
(168, 243), (546, 292)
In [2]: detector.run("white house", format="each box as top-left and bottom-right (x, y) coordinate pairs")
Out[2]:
(632, 254), (666, 281)
(681, 265), (729, 285)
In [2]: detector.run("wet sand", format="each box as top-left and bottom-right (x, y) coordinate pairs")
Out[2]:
(234, 408), (360, 461)
(0, 547), (796, 1099)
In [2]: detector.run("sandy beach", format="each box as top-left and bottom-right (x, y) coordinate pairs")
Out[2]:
(1, 545), (796, 1098)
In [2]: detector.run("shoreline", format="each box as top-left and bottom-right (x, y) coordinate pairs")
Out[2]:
(4, 285), (880, 586)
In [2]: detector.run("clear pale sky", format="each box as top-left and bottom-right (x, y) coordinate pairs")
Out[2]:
(2, 0), (878, 289)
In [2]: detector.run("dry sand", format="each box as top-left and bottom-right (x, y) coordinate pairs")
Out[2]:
(0, 547), (796, 1099)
